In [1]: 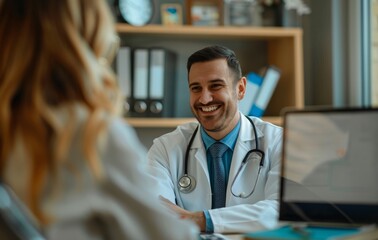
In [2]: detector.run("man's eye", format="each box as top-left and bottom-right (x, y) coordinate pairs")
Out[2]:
(211, 84), (223, 90)
(190, 86), (201, 92)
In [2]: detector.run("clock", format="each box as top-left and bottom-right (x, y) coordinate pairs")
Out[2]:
(118, 0), (155, 26)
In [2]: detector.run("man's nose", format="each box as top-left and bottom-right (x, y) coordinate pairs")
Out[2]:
(199, 89), (213, 104)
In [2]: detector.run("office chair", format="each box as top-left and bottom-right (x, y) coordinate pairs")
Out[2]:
(0, 182), (46, 240)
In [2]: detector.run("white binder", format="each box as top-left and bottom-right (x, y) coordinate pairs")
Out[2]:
(116, 46), (131, 115)
(132, 48), (149, 116)
(148, 48), (176, 117)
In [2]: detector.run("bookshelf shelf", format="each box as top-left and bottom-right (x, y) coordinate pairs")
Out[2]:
(116, 24), (303, 129)
(116, 24), (302, 38)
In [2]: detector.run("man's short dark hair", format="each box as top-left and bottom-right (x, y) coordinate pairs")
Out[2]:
(187, 45), (242, 83)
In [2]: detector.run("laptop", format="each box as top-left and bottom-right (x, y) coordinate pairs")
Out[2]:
(279, 107), (378, 227)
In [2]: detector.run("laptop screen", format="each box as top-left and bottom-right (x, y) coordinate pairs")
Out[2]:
(279, 107), (378, 225)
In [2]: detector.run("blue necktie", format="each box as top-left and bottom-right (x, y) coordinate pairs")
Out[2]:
(209, 142), (228, 209)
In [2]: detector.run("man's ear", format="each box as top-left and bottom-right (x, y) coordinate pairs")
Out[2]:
(237, 77), (247, 100)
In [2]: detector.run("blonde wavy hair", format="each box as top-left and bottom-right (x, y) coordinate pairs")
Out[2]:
(0, 0), (121, 224)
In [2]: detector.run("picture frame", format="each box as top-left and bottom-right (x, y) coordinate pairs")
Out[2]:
(161, 3), (183, 26)
(186, 0), (223, 26)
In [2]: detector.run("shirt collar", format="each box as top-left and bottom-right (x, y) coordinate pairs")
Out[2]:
(200, 120), (241, 151)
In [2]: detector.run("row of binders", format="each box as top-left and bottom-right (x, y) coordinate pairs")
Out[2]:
(238, 66), (281, 117)
(116, 47), (177, 117)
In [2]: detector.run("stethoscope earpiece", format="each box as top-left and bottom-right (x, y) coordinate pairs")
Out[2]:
(178, 174), (196, 193)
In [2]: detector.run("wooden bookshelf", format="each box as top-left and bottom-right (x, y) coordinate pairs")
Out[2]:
(117, 24), (303, 128)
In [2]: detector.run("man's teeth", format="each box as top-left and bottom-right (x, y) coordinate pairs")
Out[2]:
(201, 106), (218, 112)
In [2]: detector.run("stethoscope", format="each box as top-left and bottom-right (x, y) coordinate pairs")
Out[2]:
(178, 116), (265, 198)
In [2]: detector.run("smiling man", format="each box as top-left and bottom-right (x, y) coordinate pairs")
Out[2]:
(147, 45), (283, 234)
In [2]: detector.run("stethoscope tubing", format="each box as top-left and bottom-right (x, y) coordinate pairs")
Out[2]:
(180, 115), (265, 197)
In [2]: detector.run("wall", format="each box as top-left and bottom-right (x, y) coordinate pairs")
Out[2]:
(372, 0), (378, 105)
(303, 0), (372, 107)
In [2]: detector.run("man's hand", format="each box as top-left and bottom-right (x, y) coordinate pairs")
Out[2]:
(159, 196), (206, 232)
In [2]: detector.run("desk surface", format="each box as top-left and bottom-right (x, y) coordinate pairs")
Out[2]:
(219, 225), (378, 240)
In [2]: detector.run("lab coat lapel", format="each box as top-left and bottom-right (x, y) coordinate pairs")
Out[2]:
(190, 130), (212, 208)
(191, 132), (208, 179)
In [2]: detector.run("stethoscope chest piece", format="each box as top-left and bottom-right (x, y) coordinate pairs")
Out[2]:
(178, 174), (196, 193)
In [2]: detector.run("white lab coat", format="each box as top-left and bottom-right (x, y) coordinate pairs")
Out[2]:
(147, 114), (283, 233)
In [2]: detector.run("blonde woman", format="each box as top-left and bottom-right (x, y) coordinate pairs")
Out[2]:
(0, 0), (198, 239)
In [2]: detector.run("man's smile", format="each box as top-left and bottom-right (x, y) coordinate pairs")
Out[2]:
(199, 104), (221, 112)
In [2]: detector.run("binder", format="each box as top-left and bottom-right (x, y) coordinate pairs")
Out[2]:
(116, 46), (132, 116)
(148, 48), (177, 117)
(131, 48), (149, 117)
(249, 66), (281, 117)
(238, 72), (263, 115)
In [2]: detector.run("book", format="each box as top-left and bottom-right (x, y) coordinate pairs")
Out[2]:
(239, 72), (263, 116)
(249, 66), (281, 117)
